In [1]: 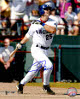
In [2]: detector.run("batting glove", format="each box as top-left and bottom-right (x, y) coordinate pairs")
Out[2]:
(32, 20), (45, 26)
(16, 43), (23, 49)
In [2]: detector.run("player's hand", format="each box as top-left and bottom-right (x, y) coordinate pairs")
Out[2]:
(16, 43), (22, 49)
(32, 20), (41, 24)
(32, 20), (45, 26)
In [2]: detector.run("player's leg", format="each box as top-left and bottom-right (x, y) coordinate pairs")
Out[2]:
(16, 54), (44, 94)
(18, 46), (47, 85)
(16, 47), (43, 93)
(43, 59), (55, 95)
(19, 55), (52, 86)
(17, 46), (54, 94)
(16, 59), (40, 94)
(31, 46), (55, 95)
(20, 59), (41, 84)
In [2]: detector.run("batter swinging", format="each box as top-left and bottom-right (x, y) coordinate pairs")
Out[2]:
(16, 4), (57, 95)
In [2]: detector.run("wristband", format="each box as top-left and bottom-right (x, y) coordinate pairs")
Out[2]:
(40, 21), (46, 26)
(20, 42), (23, 45)
(37, 20), (46, 26)
(41, 23), (46, 26)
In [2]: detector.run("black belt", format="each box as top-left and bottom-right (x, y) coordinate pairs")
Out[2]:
(36, 45), (49, 50)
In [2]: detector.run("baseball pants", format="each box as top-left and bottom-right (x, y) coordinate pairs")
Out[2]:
(20, 44), (53, 85)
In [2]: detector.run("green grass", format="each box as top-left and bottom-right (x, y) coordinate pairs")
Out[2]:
(26, 82), (80, 89)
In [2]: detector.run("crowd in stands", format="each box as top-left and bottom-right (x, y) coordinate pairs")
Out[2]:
(0, 38), (17, 82)
(0, 0), (80, 36)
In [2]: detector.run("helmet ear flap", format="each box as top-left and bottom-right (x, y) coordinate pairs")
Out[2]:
(39, 7), (45, 16)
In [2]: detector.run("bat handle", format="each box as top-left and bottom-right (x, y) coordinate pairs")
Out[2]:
(10, 48), (18, 58)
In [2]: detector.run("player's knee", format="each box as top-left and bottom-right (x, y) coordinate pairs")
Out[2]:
(45, 61), (53, 70)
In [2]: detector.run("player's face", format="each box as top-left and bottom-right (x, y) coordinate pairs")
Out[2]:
(41, 7), (51, 21)
(44, 7), (51, 16)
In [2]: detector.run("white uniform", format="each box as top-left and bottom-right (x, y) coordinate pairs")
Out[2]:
(20, 18), (57, 85)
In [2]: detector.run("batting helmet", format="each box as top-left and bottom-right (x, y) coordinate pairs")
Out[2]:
(45, 1), (55, 10)
(39, 4), (51, 16)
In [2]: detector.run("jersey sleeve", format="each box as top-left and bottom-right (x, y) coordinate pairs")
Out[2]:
(50, 20), (57, 30)
(50, 21), (57, 31)
(47, 19), (57, 28)
(52, 21), (57, 28)
(26, 24), (36, 37)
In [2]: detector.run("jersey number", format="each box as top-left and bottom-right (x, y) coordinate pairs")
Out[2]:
(46, 34), (52, 40)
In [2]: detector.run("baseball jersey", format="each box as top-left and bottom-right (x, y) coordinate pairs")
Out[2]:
(0, 46), (14, 62)
(26, 18), (57, 47)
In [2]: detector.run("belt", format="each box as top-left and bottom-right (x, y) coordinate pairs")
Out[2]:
(36, 45), (49, 50)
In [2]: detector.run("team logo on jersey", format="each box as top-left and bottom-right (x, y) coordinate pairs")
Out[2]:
(36, 29), (48, 34)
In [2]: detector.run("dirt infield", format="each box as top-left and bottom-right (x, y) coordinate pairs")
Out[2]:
(0, 82), (80, 99)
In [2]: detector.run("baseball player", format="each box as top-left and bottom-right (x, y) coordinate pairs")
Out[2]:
(16, 4), (57, 95)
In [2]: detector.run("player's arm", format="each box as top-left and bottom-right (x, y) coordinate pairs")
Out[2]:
(33, 20), (56, 34)
(16, 34), (30, 49)
(15, 23), (35, 50)
(20, 34), (30, 44)
(16, 23), (35, 49)
(44, 24), (56, 34)
(9, 35), (29, 58)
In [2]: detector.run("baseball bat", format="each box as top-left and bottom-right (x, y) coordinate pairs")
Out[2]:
(10, 47), (18, 58)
